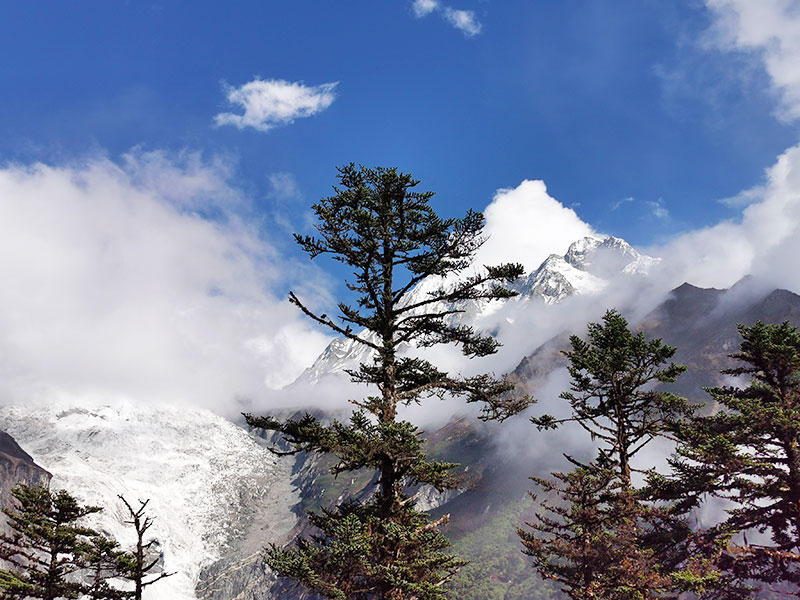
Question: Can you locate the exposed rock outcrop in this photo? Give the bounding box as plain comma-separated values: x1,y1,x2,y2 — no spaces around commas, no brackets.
0,430,51,510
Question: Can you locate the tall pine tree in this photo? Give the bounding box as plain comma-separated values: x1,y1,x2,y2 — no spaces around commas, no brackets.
245,164,528,600
521,310,691,600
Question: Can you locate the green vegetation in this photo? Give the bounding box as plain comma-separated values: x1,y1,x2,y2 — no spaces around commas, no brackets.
522,310,692,599
447,498,557,600
650,320,800,596
0,485,101,600
519,315,800,599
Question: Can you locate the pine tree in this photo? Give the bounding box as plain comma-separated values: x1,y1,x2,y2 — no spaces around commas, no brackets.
654,321,800,594
522,309,692,599
0,484,101,600
531,309,689,488
81,535,129,600
245,164,529,600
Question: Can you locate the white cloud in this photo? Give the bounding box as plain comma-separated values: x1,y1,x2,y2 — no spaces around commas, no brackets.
267,171,301,202
410,0,482,38
477,179,597,273
214,78,338,133
651,142,800,290
639,2,800,291
442,8,482,37
647,198,670,220
706,0,800,121
412,0,438,17
718,185,767,207
0,151,331,414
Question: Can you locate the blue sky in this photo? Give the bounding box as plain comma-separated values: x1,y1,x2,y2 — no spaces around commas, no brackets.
1,1,796,245
2,1,800,408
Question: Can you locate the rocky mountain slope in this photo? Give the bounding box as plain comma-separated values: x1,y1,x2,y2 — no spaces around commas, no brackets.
511,278,800,402
0,430,51,511
640,280,800,401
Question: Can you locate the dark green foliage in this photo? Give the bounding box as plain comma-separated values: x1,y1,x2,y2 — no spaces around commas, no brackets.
266,500,464,600
0,569,33,600
523,310,691,599
531,309,690,487
652,321,800,593
519,460,673,600
81,536,129,600
0,486,171,600
0,484,101,600
245,164,529,599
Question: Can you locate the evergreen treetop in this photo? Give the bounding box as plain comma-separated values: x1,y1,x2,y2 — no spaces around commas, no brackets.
0,485,101,600
531,309,689,486
522,309,692,600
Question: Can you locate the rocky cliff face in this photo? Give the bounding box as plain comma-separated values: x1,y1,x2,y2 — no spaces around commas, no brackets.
510,278,800,402
0,430,51,510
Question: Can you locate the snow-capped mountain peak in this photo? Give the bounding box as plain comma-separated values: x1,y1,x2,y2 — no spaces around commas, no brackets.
517,253,605,304
563,235,655,276
293,234,658,385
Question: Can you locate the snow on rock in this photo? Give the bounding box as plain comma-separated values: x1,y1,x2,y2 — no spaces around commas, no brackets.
519,253,606,304
298,335,375,384
563,235,605,270
0,400,290,600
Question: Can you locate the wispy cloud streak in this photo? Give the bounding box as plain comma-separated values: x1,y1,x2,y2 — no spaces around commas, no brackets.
410,0,482,37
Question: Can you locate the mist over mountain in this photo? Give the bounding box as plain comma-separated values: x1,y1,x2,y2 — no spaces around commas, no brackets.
4,259,799,599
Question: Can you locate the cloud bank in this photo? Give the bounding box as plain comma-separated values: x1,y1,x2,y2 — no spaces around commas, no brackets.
652,142,800,292
0,151,331,413
647,0,800,292
477,179,597,273
214,78,338,132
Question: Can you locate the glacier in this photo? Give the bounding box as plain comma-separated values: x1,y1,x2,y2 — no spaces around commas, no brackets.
0,400,298,600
